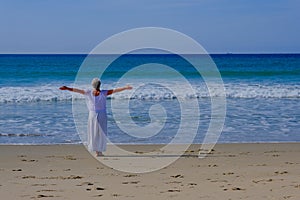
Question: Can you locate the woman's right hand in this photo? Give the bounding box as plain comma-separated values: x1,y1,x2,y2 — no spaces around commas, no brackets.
125,85,133,90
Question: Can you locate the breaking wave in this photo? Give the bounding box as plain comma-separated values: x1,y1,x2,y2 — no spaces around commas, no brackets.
0,83,299,103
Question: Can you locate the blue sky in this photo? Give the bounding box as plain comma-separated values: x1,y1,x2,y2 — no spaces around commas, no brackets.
0,0,299,53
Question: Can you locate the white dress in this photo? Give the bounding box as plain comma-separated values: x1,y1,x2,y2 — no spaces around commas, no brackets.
84,90,108,152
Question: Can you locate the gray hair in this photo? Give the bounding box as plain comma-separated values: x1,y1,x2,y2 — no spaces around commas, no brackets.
91,78,101,89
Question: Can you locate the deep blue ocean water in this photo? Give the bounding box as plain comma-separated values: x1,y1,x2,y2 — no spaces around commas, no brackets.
0,54,299,144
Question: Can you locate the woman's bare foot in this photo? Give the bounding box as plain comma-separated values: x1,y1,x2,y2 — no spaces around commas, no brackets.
96,151,104,157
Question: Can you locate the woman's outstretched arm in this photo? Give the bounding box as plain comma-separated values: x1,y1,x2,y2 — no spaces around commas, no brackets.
107,85,132,95
59,86,85,95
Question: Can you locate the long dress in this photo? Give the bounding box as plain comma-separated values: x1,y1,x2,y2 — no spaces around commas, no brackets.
84,90,108,152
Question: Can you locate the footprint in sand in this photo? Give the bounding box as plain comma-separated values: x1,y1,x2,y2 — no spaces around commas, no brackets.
12,169,22,172
227,154,236,157
95,187,105,190
32,184,47,186
256,164,267,166
76,182,94,186
222,172,234,175
86,186,105,191
37,194,55,198
165,181,182,184
232,187,245,191
275,171,288,175
208,164,218,167
210,179,228,183
22,159,38,162
285,162,294,165
252,179,273,184
134,151,144,154
22,175,36,179
123,174,138,177
239,152,250,155
96,167,105,170
293,184,300,189
122,181,140,184
170,174,184,178
187,183,197,188
78,182,105,192
36,189,58,192
20,156,37,162
223,187,245,191
93,194,103,197
45,155,55,158
199,148,214,152
64,155,77,160
23,175,82,180
167,189,181,192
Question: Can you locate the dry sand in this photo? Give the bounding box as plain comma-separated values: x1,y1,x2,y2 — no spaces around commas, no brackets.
0,143,299,200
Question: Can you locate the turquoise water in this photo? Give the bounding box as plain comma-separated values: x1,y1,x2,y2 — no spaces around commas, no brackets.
0,54,299,144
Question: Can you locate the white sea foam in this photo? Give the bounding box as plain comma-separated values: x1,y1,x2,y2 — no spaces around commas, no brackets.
0,85,81,103
224,84,300,99
0,83,299,103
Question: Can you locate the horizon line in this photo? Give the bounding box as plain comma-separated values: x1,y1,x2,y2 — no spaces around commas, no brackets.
0,51,300,55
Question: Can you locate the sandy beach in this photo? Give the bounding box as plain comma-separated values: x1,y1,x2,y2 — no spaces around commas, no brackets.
0,143,299,200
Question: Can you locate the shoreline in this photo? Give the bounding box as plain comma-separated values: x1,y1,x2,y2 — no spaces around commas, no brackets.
1,141,300,146
1,143,299,199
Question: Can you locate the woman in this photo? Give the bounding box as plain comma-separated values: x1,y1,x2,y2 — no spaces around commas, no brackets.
60,78,132,156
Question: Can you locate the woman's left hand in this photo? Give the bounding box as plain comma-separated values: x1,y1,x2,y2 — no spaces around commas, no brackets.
59,86,68,90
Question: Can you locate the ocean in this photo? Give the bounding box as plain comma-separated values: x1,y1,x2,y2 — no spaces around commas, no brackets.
0,54,299,144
